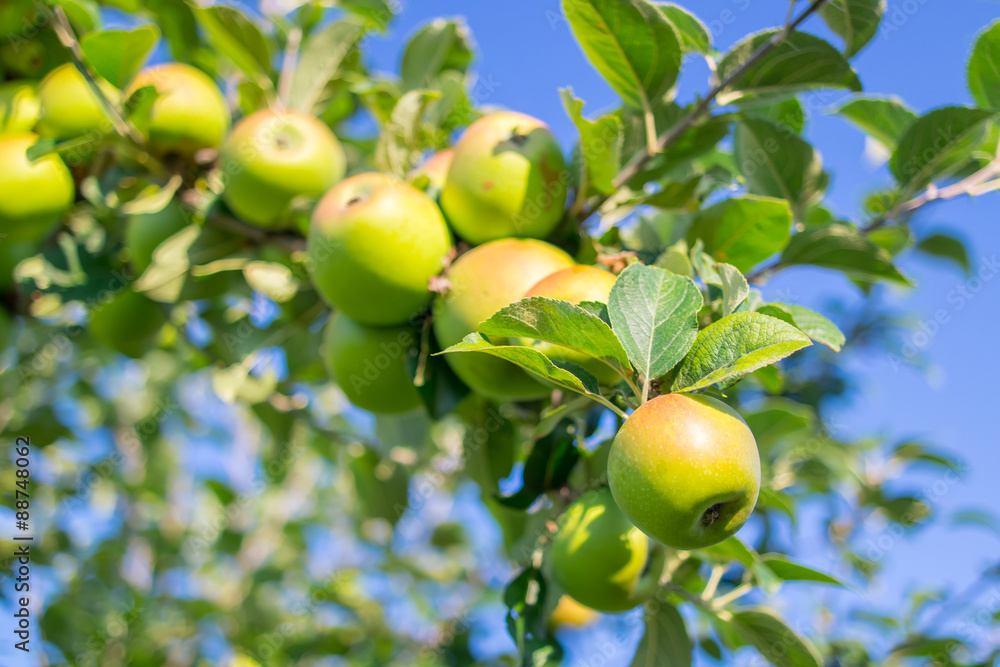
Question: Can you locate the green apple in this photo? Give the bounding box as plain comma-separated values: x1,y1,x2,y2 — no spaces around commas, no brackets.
36,63,119,142
124,201,191,274
407,148,453,199
308,172,452,326
0,81,41,133
522,264,620,385
126,63,230,157
432,238,574,401
220,109,345,229
321,313,422,414
88,288,165,358
0,132,75,243
550,488,654,613
441,111,568,244
608,393,761,550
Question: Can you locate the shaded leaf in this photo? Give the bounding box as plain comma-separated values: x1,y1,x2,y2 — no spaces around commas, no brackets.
734,117,826,213
716,263,748,316
562,88,622,195
289,20,366,113
820,0,886,58
731,608,823,667
835,96,917,150
657,3,710,54
761,555,848,587
630,602,692,667
688,196,792,272
778,223,911,284
916,233,971,273
968,20,1000,110
400,18,474,91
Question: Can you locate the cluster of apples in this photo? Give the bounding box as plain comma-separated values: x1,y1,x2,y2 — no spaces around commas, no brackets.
0,57,762,616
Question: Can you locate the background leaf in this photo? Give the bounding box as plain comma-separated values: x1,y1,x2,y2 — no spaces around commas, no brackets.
717,31,861,105
916,233,971,273
968,20,1000,110
80,26,160,88
734,117,827,215
289,20,365,112
731,609,824,667
630,602,692,667
716,263,749,316
778,223,911,284
657,3,710,55
400,18,474,91
562,88,622,195
688,196,792,272
819,0,886,58
194,5,273,86
835,96,918,150
562,0,682,111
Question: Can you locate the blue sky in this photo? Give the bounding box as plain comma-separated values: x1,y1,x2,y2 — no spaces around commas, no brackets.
360,0,1000,652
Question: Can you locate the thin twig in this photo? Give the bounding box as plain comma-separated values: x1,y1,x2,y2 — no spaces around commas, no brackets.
711,582,754,609
45,5,146,147
702,564,727,601
206,214,307,253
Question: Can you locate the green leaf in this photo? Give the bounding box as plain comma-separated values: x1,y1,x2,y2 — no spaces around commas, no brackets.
717,30,861,105
716,263,748,316
891,106,997,196
562,88,622,195
120,174,182,215
496,422,580,510
54,0,101,32
968,20,1000,110
703,536,782,595
756,303,845,352
688,196,792,272
778,223,911,284
641,176,701,210
243,261,300,303
400,18,474,91
629,602,692,667
671,312,811,392
835,96,918,151
748,98,806,134
374,89,443,177
916,233,971,273
289,20,366,113
819,0,886,58
608,262,702,383
657,3,710,54
734,117,826,213
193,5,273,87
731,608,824,667
562,0,682,111
479,296,634,383
762,555,848,587
80,26,160,88
437,333,607,403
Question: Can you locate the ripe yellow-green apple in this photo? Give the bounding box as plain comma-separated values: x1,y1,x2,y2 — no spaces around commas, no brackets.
441,111,568,244
36,63,119,141
608,394,761,550
550,488,654,613
308,172,452,326
124,201,191,274
126,63,230,157
547,595,598,630
88,289,164,358
522,264,620,385
220,109,345,228
0,132,74,243
432,238,573,401
321,313,422,414
0,81,41,133
407,148,453,198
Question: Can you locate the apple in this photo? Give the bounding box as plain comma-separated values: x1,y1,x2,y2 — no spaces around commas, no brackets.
441,111,568,244
407,148,453,198
126,63,230,157
0,81,41,133
547,595,598,630
125,201,191,274
220,109,346,228
550,487,654,613
36,63,119,142
522,264,620,385
308,172,452,326
321,312,422,414
0,132,75,243
608,393,761,550
88,288,165,358
0,32,65,78
432,238,574,401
